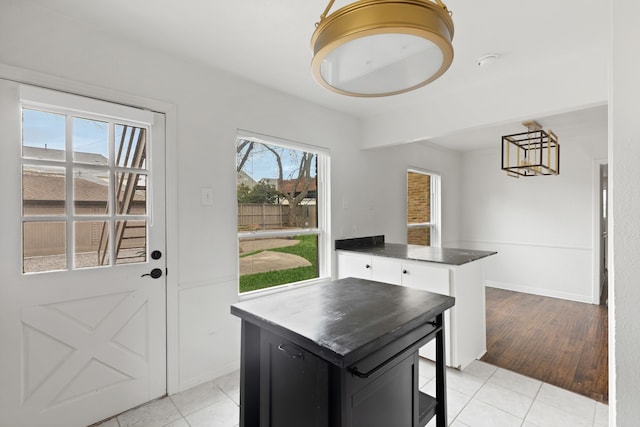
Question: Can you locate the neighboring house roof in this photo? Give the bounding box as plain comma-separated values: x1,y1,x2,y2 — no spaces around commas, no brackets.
23,146,109,165
23,173,108,202
23,172,145,203
22,149,150,203
278,178,317,194
237,170,258,188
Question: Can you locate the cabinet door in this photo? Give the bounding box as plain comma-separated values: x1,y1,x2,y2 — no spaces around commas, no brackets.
337,252,372,280
371,256,402,285
349,352,418,427
260,331,329,427
400,261,453,365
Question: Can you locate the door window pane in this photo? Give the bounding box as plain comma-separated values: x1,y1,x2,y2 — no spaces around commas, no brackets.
74,168,110,215
23,222,66,273
115,173,147,215
73,117,108,165
75,221,110,268
22,109,65,161
116,125,146,169
23,165,66,216
115,220,146,265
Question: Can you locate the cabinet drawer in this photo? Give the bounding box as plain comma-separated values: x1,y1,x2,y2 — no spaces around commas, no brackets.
348,321,437,381
401,261,450,295
337,252,372,280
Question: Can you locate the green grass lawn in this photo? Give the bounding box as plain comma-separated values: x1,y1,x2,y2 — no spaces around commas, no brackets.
239,234,318,293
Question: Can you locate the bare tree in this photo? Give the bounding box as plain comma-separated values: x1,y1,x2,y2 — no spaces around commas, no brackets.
237,140,316,228
236,139,255,173
262,145,315,227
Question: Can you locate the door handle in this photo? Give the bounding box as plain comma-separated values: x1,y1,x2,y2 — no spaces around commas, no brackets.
278,343,305,360
141,268,163,279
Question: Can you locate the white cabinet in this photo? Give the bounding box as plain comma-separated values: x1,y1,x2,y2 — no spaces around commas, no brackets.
336,251,374,280
336,251,402,284
400,260,452,364
336,251,486,370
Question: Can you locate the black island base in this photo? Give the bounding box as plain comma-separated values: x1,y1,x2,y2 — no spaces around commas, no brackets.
230,277,455,427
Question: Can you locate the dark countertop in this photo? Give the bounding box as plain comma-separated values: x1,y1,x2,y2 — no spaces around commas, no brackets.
335,236,496,266
231,277,454,367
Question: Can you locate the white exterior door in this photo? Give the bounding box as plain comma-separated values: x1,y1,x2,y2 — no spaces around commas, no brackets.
0,80,167,427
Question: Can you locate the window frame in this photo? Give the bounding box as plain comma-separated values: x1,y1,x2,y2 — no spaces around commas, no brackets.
407,168,441,247
236,130,331,296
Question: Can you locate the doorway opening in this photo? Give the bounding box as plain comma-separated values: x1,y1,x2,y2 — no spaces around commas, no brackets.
599,163,608,306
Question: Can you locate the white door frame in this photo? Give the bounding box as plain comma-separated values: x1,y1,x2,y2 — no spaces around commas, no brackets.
0,63,180,395
592,158,608,305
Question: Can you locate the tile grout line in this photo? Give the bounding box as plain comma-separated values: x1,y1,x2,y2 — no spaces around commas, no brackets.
166,396,188,427
448,364,498,425
519,379,543,427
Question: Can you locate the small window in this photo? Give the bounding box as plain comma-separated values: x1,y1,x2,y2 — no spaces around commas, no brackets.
407,169,441,247
236,132,330,294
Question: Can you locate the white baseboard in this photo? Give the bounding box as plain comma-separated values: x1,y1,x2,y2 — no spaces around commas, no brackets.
176,359,241,394
485,281,595,304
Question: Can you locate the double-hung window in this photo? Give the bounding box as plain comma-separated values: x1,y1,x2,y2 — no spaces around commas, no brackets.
236,131,330,294
407,169,441,247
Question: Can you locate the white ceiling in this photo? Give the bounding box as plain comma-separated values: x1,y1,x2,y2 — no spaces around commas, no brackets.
21,0,610,150
427,105,608,152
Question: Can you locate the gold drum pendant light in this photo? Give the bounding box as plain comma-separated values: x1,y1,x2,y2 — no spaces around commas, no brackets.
310,0,455,97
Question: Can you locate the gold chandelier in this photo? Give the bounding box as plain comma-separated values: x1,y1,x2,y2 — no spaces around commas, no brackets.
310,0,455,97
501,121,560,177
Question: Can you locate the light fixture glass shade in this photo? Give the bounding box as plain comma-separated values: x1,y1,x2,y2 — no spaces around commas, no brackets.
311,0,454,97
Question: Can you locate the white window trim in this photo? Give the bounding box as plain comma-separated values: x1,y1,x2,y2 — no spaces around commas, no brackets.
20,84,154,125
407,168,441,247
236,130,331,295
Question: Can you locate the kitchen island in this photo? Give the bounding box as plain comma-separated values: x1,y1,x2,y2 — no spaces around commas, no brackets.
336,236,496,369
231,278,455,427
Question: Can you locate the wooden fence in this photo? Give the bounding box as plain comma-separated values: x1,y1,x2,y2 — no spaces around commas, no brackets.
24,202,317,257
237,203,317,230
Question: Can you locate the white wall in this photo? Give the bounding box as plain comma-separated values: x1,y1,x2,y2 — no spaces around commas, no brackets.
328,140,463,275
362,142,462,247
0,0,462,395
458,130,606,303
610,0,640,424
6,1,640,425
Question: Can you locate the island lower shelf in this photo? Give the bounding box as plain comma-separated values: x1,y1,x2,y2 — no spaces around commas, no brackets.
419,392,438,426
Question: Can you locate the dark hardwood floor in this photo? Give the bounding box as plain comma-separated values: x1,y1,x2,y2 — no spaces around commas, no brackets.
480,287,608,403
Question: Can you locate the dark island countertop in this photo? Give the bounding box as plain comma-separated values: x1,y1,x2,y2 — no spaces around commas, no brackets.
335,236,496,266
230,277,454,368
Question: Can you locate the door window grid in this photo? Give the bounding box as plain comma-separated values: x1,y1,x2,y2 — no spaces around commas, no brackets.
21,105,150,273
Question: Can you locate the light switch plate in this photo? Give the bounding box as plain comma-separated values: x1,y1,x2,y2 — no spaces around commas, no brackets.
201,187,213,206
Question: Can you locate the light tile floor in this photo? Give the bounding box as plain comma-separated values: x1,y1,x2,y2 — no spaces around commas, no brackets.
95,359,608,427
